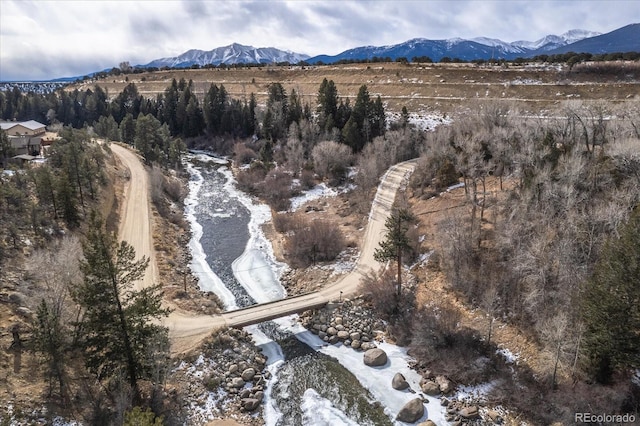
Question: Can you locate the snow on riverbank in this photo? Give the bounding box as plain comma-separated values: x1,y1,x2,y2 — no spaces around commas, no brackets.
273,316,448,426
301,389,361,426
245,325,286,426
184,155,238,309
185,154,447,425
219,165,288,304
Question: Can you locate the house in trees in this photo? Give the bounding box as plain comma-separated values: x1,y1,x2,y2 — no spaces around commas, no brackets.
0,120,46,156
39,131,61,156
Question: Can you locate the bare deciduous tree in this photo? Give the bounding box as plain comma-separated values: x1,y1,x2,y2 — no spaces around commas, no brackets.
311,140,352,185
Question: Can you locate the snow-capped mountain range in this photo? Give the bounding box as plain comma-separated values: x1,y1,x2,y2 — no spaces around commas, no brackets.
140,25,638,69
143,43,310,68
307,26,640,64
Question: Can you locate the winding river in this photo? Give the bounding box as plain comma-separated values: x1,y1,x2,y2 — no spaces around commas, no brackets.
185,153,446,425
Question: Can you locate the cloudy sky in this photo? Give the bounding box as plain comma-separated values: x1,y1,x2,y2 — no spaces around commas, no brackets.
1,0,638,81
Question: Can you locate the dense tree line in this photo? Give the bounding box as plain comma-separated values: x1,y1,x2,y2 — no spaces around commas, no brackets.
0,129,106,263
0,76,393,167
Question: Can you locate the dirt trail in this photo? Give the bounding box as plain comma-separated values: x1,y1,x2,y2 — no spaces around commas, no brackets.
111,144,223,354
110,143,414,354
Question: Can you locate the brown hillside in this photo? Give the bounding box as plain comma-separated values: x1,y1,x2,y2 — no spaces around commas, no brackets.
71,62,640,115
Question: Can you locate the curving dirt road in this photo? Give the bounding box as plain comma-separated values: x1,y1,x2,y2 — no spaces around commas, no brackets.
110,143,415,353
111,144,224,353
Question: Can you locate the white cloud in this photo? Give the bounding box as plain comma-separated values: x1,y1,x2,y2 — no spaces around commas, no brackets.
0,0,637,80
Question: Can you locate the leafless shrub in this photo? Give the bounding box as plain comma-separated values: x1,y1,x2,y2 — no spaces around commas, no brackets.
256,169,297,211
150,165,166,212
312,140,353,186
235,162,267,194
359,268,416,344
272,212,295,233
25,235,82,321
150,166,187,225
359,269,398,319
284,216,345,267
233,142,257,166
299,169,315,190
163,174,187,204
285,127,306,175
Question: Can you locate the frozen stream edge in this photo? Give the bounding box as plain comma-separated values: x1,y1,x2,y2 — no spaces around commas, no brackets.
186,154,448,425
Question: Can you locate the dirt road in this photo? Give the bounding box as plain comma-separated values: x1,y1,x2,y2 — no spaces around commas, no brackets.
110,143,414,353
111,144,224,353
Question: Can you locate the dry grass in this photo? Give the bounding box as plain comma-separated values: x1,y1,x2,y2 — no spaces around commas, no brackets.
71,62,640,116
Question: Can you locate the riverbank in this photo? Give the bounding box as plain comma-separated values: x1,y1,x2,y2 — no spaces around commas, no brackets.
169,153,516,425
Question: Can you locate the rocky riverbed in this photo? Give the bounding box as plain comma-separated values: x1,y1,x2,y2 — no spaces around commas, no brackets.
172,328,270,425
298,298,503,425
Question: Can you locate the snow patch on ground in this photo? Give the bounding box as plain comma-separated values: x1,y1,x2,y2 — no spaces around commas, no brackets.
509,78,544,85
317,247,358,276
386,111,452,131
454,380,500,403
446,182,465,192
172,354,230,423
496,347,520,364
51,419,81,426
290,183,338,212
410,250,433,270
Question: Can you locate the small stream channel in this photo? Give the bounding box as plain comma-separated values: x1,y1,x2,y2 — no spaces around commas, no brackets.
186,154,445,426
185,153,435,425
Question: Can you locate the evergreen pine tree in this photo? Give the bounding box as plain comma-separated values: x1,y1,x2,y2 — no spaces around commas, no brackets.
582,208,640,383
33,300,67,398
73,214,170,403
374,208,416,297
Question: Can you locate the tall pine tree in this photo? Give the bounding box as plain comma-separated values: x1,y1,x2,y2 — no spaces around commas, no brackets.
73,214,170,402
374,208,416,297
582,208,640,383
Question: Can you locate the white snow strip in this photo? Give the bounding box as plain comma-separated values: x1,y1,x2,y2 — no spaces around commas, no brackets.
289,183,338,212
454,380,500,403
270,316,448,426
496,348,519,364
446,182,465,192
301,389,361,426
184,156,238,310
246,324,286,426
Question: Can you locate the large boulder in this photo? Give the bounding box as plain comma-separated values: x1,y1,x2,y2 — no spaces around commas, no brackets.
231,377,245,388
363,348,388,367
241,367,256,382
361,342,376,351
418,421,437,426
435,375,453,394
337,330,350,339
459,405,479,419
241,398,260,411
396,398,425,423
392,372,410,390
421,381,440,396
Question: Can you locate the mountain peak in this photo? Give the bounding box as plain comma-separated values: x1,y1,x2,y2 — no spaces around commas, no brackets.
142,44,310,68
560,29,602,43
